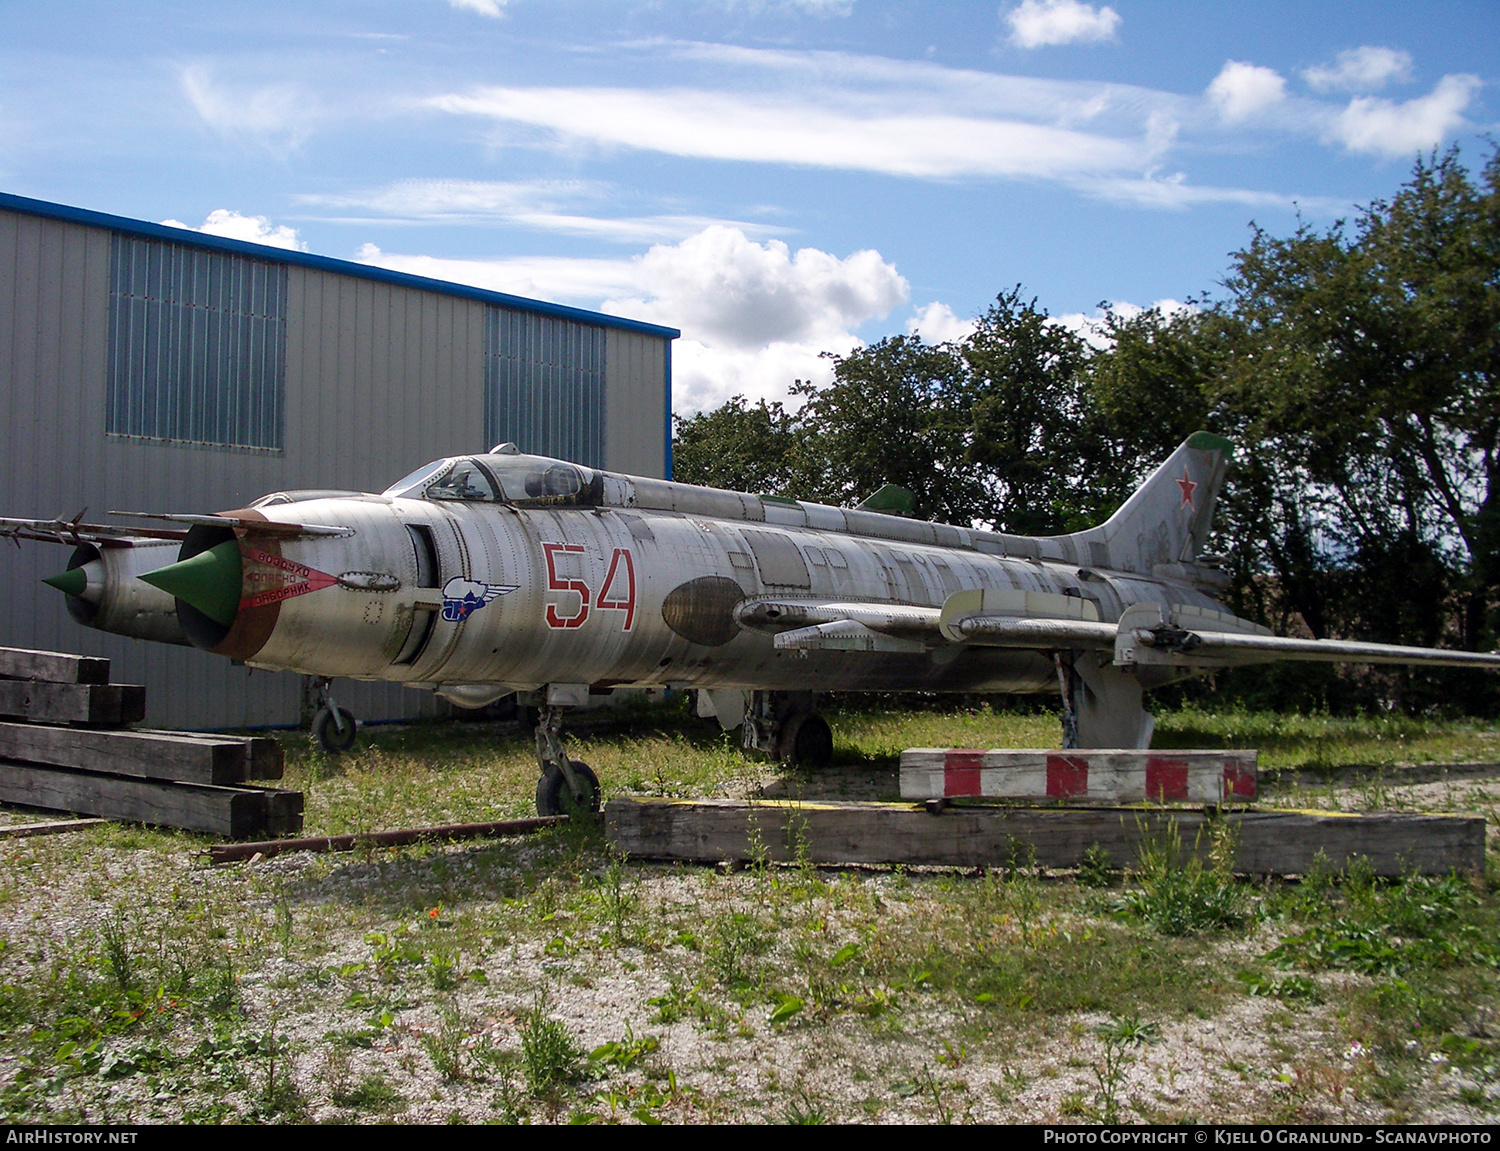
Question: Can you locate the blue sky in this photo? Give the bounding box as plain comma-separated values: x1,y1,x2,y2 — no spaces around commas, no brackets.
2,1,1495,411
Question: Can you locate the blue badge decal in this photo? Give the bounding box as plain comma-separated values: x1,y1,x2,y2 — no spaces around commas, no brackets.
441,576,517,622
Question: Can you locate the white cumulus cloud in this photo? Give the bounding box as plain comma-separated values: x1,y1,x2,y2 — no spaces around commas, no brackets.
160,209,306,251
606,225,907,350
356,227,905,412
1330,74,1480,159
906,302,976,344
1006,0,1120,49
1058,299,1193,349
1207,61,1287,121
1304,47,1413,94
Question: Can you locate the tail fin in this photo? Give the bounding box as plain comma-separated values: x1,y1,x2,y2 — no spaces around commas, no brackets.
1066,431,1233,577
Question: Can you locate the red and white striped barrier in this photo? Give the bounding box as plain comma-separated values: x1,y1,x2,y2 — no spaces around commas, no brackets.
900,749,1257,804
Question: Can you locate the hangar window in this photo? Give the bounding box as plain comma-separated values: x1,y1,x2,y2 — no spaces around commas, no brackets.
484,308,606,468
106,234,288,452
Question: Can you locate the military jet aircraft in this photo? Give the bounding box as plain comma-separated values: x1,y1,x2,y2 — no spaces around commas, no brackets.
6,432,1498,816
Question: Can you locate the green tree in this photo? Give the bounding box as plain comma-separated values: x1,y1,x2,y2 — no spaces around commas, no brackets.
1222,148,1500,654
671,395,808,497
796,334,982,522
963,288,1126,533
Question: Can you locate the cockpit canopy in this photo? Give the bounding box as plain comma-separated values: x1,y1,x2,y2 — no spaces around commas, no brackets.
382,452,601,508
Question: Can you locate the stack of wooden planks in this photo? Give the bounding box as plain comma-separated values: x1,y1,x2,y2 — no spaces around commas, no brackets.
0,647,302,838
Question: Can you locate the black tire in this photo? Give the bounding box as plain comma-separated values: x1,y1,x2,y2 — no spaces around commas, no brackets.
312,705,358,753
535,760,601,817
780,712,833,769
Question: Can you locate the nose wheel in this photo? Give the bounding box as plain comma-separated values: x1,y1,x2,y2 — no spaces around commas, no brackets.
532,704,601,817
536,760,600,817
309,677,358,754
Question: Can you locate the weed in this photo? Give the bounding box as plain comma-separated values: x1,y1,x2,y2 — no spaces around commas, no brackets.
769,994,804,1025
271,880,294,955
783,1088,827,1124
1117,817,1246,935
428,948,460,991
919,1066,954,1124
1237,970,1324,1004
935,1038,966,1068
589,1024,660,1070
251,1020,304,1120
97,911,133,994
367,926,425,979
519,998,584,1096
1077,843,1118,889
331,1073,404,1112
705,910,769,988
598,860,636,947
1091,1013,1157,1123
490,1069,529,1124
422,1002,471,1081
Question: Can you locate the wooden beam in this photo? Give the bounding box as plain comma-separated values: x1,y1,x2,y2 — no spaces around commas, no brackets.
207,815,566,864
0,682,145,726
0,647,110,685
245,737,284,780
0,818,108,840
604,797,1485,878
0,722,261,785
0,757,291,838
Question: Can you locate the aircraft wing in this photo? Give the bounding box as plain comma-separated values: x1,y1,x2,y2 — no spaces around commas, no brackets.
108,511,353,538
736,590,1500,669
0,514,187,548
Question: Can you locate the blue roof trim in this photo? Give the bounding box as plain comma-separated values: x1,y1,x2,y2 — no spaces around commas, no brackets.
0,191,681,341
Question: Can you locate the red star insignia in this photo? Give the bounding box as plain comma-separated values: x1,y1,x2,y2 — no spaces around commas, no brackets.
1177,466,1197,508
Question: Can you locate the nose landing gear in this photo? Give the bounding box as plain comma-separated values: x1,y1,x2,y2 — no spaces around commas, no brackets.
309,676,358,754
532,704,600,817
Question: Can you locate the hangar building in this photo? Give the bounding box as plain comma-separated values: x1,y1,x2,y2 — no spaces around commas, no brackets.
0,192,678,729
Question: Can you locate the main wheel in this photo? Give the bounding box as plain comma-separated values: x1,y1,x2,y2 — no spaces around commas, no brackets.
779,713,833,769
535,760,601,817
311,705,358,753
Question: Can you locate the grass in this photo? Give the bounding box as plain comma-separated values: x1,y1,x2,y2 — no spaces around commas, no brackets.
0,697,1493,1122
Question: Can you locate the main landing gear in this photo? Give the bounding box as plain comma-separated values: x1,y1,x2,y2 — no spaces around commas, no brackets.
741,690,834,770
532,705,601,818
309,676,359,754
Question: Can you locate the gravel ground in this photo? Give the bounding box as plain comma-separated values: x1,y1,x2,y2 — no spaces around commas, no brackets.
0,748,1495,1124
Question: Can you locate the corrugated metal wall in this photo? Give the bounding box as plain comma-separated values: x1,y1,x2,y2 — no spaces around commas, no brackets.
484,308,607,467
0,206,670,730
604,328,669,477
107,235,288,451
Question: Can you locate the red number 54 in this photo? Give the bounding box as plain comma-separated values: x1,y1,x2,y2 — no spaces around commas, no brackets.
543,544,635,631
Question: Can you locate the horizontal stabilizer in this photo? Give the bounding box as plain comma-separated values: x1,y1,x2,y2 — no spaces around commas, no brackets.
1135,628,1500,669
1115,601,1500,669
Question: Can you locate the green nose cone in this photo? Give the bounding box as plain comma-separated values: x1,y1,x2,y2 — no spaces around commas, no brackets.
140,541,243,627
43,568,88,597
